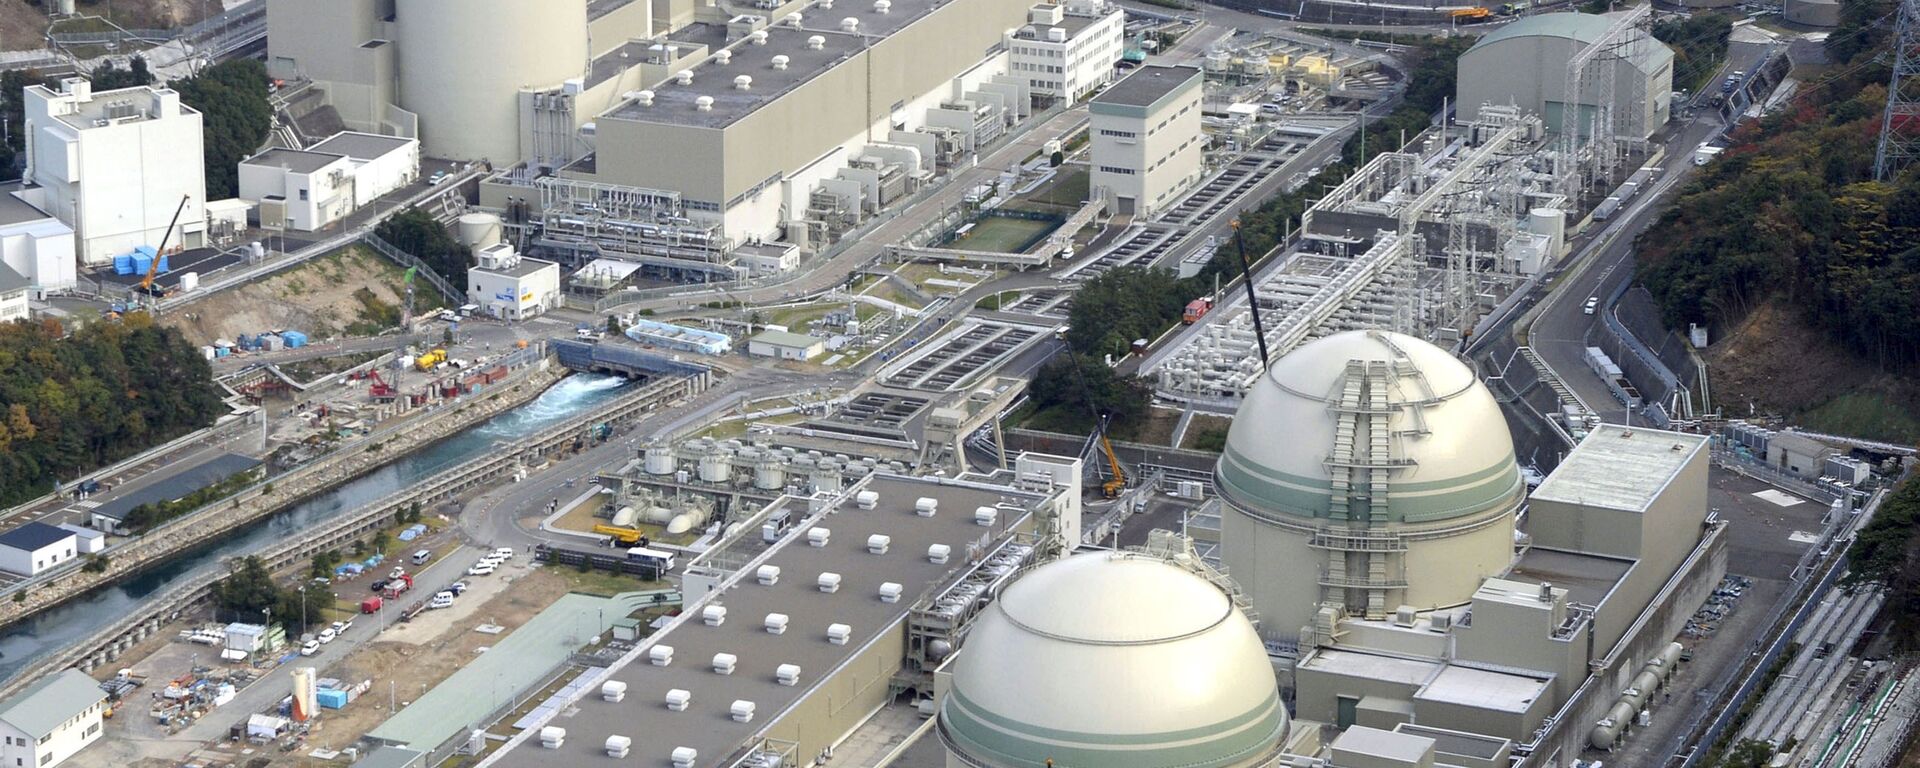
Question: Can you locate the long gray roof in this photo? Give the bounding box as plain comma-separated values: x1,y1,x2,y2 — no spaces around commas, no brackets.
0,669,105,737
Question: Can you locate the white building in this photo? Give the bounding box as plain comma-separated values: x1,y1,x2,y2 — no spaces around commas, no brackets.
1008,0,1126,102
0,523,78,577
746,329,825,360
0,670,107,768
0,187,77,297
238,132,420,232
0,265,29,323
1455,13,1674,141
466,243,561,321
21,78,207,266
1089,65,1204,217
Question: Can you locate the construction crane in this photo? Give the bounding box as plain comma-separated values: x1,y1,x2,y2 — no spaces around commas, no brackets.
1095,415,1127,499
136,195,192,298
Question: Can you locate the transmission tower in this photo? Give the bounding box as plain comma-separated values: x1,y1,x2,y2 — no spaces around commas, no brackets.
1875,0,1920,181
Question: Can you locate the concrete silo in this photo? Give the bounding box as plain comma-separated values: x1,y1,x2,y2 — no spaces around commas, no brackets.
394,0,588,162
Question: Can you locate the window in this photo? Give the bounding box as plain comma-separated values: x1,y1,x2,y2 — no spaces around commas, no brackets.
1098,129,1135,138
298,188,309,201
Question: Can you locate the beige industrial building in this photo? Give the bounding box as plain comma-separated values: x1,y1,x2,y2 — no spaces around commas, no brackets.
1090,65,1204,216
1455,13,1674,141
465,243,561,321
470,454,1084,768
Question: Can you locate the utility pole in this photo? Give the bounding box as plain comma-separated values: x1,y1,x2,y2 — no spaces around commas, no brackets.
1875,0,1920,180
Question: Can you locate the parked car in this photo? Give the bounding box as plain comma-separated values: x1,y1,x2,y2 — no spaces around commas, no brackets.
491,547,515,561
467,562,497,577
370,579,390,593
448,581,469,596
300,639,320,656
1582,297,1599,315
332,619,353,634
317,627,337,644
429,591,456,609
388,566,407,580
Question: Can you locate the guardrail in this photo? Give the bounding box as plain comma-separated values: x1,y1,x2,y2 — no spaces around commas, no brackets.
364,233,464,304
0,367,706,696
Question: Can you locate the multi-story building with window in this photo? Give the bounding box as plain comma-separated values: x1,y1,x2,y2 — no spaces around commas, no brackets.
1088,64,1203,217
1007,0,1125,102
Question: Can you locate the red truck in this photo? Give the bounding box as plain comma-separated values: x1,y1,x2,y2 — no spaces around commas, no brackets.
381,574,414,598
360,596,384,614
1183,298,1214,324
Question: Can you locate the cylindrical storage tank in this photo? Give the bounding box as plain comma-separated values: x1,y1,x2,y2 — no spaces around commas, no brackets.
753,459,785,490
1632,670,1662,698
644,446,676,475
1591,701,1638,749
1659,642,1685,670
394,0,588,162
1620,685,1649,711
1529,208,1565,243
456,213,504,249
698,453,731,483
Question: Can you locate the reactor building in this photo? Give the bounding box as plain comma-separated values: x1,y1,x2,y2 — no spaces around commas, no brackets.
1454,13,1674,141
939,550,1290,768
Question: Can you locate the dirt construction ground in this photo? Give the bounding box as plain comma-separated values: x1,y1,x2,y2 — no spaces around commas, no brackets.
163,246,425,347
3,0,218,51
1706,299,1920,441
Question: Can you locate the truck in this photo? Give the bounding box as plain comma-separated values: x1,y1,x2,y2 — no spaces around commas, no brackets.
415,349,447,371
381,574,414,598
360,596,383,614
1693,145,1724,167
1183,298,1214,324
593,523,648,546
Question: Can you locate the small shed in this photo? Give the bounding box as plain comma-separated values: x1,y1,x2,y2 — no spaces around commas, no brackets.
746,330,825,361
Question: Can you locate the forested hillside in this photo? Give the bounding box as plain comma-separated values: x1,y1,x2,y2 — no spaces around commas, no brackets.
0,316,227,506
1635,0,1920,436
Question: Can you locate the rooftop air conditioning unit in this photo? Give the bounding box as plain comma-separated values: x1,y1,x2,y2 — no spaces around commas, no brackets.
855,490,879,509
703,605,727,626
712,653,738,675
750,29,769,44
676,69,695,84
734,75,753,90
840,16,859,31
928,544,951,564
1393,606,1417,627
808,527,830,547
874,0,890,12
827,623,852,645
756,564,781,584
765,613,789,634
539,727,565,748
601,681,627,702
672,748,698,768
1430,612,1454,631
1047,27,1068,42
650,645,675,666
879,582,903,603
731,700,756,723
695,95,715,111
788,12,805,25
974,506,997,526
665,689,692,710
915,497,937,517
634,90,655,106
805,35,825,50
715,49,733,65
818,572,842,593
605,736,631,758
776,664,801,686
867,534,890,554
771,54,792,69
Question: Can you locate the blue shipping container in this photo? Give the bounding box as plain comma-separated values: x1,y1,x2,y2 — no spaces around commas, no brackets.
156,255,170,274
131,254,152,275
316,689,349,709
113,255,136,275
213,347,230,358
282,330,308,348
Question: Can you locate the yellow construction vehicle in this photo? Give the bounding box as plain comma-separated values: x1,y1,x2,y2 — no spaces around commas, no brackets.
593,523,646,545
1099,427,1127,499
415,348,447,371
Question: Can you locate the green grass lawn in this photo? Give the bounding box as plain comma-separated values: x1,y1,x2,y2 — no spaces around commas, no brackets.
951,216,1060,254
1798,392,1920,444
1021,168,1091,208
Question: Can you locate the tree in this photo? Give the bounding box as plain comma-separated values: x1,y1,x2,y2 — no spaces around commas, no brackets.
442,327,454,347
371,530,391,555
376,208,473,284
171,59,273,199
606,315,624,336
90,56,154,90
0,69,55,181
1718,739,1775,768
1027,354,1153,437
212,556,281,620
82,555,109,574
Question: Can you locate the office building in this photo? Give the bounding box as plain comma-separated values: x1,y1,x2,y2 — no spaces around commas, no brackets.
1089,65,1203,216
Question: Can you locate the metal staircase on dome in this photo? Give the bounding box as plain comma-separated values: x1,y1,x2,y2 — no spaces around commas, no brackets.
1317,348,1427,620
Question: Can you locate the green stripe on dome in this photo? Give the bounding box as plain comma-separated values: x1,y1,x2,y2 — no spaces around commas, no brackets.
1216,443,1522,523
941,687,1287,768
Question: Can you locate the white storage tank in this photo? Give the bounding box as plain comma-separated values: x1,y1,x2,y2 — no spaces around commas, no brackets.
698,452,731,483
394,0,587,161
753,459,785,490
456,212,504,249
610,506,639,527
665,689,691,710
650,645,674,666
644,446,677,475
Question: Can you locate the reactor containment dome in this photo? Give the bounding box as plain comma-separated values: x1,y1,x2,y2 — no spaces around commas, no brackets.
939,551,1288,768
1216,330,1523,642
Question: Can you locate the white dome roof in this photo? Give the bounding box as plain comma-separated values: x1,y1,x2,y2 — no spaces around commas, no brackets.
941,553,1287,768
1216,330,1522,525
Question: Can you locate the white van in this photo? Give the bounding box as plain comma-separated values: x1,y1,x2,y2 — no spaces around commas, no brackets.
429,591,456,609
411,549,432,565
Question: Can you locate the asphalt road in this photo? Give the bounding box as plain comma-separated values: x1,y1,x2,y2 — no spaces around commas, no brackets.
1523,112,1727,425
